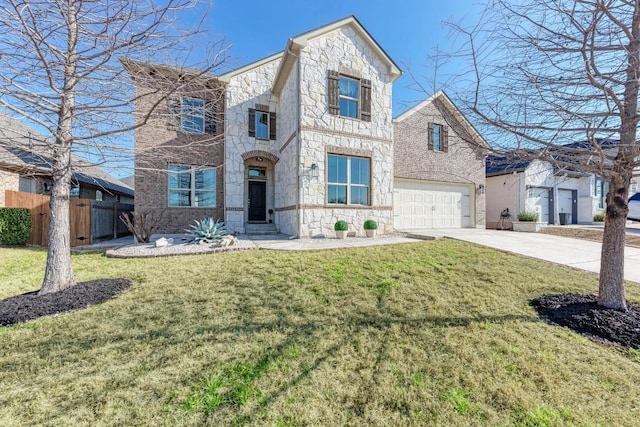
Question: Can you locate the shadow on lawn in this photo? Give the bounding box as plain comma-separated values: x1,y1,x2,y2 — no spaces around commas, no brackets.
174,279,537,425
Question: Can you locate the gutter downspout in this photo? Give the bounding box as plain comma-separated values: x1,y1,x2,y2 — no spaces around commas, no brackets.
295,49,302,238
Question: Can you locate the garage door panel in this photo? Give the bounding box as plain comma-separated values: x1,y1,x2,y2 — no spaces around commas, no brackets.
394,180,472,229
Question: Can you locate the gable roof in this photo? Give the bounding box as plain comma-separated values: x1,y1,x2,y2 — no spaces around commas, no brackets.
394,90,490,150
0,113,134,197
270,15,402,96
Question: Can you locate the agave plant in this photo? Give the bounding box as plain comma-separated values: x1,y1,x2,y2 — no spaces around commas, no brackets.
186,218,228,244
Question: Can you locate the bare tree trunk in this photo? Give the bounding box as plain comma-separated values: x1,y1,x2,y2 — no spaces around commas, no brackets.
40,151,76,295
598,175,630,310
39,0,78,295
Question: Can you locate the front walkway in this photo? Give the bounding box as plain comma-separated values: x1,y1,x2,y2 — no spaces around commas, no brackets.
404,228,640,284
247,233,421,250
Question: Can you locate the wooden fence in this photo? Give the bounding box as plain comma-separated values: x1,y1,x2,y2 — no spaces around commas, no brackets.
4,190,133,247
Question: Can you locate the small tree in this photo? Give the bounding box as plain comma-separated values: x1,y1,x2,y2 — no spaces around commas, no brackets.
447,0,640,310
0,1,227,294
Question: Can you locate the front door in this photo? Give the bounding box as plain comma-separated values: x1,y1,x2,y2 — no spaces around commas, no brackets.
248,181,266,222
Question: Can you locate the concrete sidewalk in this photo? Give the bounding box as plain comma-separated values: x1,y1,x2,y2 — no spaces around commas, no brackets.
405,228,640,284
247,233,421,250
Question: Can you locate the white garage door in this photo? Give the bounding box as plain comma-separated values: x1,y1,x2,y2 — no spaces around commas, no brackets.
529,187,550,224
394,180,472,229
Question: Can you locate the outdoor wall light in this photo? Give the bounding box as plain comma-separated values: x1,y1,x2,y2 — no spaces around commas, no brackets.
311,163,319,178
43,181,52,192
477,183,485,195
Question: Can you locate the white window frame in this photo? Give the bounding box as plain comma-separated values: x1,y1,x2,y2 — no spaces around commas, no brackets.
181,97,205,134
339,76,360,119
327,154,370,206
168,164,217,208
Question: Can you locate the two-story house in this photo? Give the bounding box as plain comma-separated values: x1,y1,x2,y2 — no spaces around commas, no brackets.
126,16,487,237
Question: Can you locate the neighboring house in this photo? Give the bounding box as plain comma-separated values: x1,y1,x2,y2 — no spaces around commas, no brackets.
393,91,488,229
485,144,640,227
126,16,486,237
0,113,134,207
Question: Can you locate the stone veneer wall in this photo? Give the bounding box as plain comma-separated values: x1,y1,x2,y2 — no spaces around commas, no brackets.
274,59,301,236
0,169,19,206
394,98,486,227
133,85,225,234
294,27,395,237
225,58,283,233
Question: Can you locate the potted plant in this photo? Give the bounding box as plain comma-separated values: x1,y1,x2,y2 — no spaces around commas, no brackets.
334,220,348,239
268,209,274,224
363,219,378,237
512,211,545,232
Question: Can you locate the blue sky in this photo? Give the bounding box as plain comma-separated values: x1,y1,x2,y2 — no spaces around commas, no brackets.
201,0,485,116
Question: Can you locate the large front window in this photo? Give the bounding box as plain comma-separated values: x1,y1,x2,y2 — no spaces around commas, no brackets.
327,155,370,205
339,76,359,119
168,164,216,207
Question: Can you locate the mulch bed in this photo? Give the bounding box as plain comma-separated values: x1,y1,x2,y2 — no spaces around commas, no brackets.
0,278,132,327
532,293,640,349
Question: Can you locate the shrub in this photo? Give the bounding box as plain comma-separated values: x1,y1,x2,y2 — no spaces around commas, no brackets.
363,219,378,230
187,218,228,244
120,210,163,243
334,220,348,231
593,213,605,222
0,207,32,245
517,211,539,222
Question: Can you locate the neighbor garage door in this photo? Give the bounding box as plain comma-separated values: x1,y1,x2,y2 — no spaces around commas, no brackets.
394,180,472,229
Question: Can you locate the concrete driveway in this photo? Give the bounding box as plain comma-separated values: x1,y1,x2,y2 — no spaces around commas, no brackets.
404,228,640,284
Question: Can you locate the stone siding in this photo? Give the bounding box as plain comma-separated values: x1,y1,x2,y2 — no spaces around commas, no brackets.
0,169,19,206
132,83,225,234
394,98,486,227
294,27,395,237
225,58,282,233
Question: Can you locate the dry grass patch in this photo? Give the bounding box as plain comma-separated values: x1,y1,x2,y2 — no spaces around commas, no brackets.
1,241,640,426
540,226,640,248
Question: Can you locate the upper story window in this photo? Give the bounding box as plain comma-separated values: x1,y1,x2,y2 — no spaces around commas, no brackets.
181,97,205,133
339,76,359,119
248,105,276,140
327,154,370,206
328,70,371,122
167,96,216,134
168,164,216,208
428,123,449,152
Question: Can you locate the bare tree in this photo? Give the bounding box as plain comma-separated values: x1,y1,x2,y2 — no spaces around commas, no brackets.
0,0,227,294
446,0,640,310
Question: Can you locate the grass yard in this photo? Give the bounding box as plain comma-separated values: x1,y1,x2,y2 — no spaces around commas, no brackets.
1,240,640,426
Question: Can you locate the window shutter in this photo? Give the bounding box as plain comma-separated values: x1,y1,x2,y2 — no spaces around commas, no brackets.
328,70,340,115
248,108,256,137
204,100,216,134
269,112,277,140
427,123,434,151
442,126,449,152
360,78,372,122
166,96,181,131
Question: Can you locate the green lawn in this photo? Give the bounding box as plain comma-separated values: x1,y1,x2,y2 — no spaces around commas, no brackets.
1,240,639,426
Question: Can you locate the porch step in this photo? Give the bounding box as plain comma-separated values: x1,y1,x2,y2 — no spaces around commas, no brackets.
245,223,278,235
